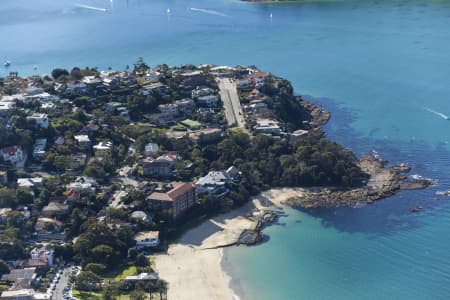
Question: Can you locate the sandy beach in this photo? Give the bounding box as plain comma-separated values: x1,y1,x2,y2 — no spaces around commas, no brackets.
152,188,303,300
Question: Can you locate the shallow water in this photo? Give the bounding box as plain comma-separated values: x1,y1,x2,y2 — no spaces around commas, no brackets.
2,0,450,298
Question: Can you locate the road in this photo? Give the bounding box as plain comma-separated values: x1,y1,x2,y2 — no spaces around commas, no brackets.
217,78,247,133
52,267,71,300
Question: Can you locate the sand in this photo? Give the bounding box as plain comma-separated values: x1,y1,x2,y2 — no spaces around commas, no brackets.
152,188,304,300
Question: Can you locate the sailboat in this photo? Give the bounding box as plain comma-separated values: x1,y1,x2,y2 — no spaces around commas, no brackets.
269,13,273,19
167,8,171,15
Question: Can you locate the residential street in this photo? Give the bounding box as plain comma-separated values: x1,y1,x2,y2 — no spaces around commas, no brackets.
217,78,247,133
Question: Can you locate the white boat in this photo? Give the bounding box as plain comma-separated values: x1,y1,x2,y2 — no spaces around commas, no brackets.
4,60,11,67
167,8,171,15
269,13,273,19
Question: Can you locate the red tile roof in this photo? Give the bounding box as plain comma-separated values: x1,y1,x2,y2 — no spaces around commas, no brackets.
168,182,193,200
147,182,193,202
1,145,21,155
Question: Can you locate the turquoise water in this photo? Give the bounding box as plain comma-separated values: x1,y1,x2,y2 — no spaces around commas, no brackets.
2,0,450,298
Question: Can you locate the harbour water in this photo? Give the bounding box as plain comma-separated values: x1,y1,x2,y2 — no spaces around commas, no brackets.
2,0,450,298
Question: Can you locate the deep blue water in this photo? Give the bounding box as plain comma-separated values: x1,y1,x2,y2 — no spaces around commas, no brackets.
2,0,450,299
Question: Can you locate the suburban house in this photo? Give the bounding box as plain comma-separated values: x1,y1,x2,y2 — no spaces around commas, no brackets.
130,211,150,222
22,246,54,273
0,170,7,185
158,103,179,116
124,273,158,282
140,156,174,178
191,87,215,99
195,171,230,196
0,208,12,223
29,246,54,267
74,135,91,148
196,95,220,107
148,112,175,126
140,82,169,96
34,217,65,241
93,141,113,158
248,71,269,86
0,289,35,300
0,146,24,166
134,231,160,249
1,267,37,290
54,136,65,146
26,113,49,129
253,118,283,136
144,143,159,157
188,128,223,144
40,102,56,112
174,99,195,114
68,153,87,170
17,177,43,190
147,182,196,221
66,176,97,193
195,167,239,197
41,201,69,218
32,139,47,161
0,101,15,116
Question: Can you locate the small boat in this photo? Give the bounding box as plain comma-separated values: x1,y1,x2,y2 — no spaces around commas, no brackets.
409,206,423,213
269,13,273,19
167,8,171,15
4,60,11,67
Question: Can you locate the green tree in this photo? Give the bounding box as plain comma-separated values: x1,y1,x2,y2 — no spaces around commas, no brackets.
84,263,106,275
75,271,102,291
130,290,146,300
0,188,16,208
0,260,10,277
70,67,84,80
51,68,69,80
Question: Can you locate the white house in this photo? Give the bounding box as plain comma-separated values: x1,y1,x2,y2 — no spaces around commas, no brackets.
158,103,179,116
66,176,97,193
175,98,195,114
17,177,43,190
0,101,15,116
74,135,91,148
93,141,113,158
196,171,230,196
144,143,159,157
30,246,55,267
0,145,24,166
135,231,160,249
253,118,283,136
32,139,47,161
26,113,49,129
196,95,220,107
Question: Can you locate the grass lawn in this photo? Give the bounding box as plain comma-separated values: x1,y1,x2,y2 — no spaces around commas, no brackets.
180,119,202,129
72,290,102,300
113,265,137,282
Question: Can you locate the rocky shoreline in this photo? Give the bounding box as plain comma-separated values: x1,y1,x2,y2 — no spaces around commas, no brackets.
298,96,331,128
285,155,433,209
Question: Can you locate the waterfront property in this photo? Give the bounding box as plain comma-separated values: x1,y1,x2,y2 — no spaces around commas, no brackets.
135,231,160,249
147,182,196,221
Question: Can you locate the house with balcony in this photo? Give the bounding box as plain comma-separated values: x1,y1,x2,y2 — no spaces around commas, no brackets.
26,113,49,129
147,182,196,221
32,139,47,161
135,231,160,249
0,146,24,166
93,141,113,158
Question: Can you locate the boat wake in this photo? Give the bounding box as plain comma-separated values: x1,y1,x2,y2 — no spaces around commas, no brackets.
75,4,108,12
189,7,229,18
424,107,449,120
